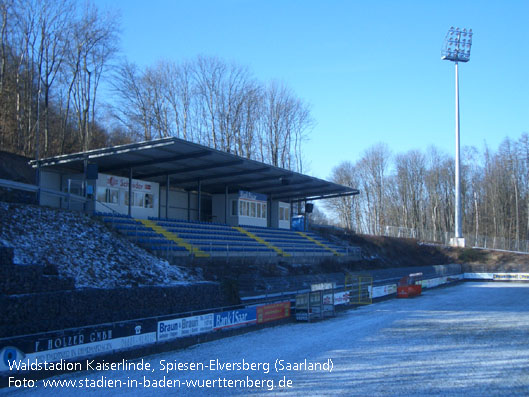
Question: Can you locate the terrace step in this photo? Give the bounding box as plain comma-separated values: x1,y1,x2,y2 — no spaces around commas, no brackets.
296,231,342,256
233,226,289,257
138,219,210,257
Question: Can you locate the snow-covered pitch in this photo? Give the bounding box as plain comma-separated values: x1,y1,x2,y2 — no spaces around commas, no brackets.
3,282,529,396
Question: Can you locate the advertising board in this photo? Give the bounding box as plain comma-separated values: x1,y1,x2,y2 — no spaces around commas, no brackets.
323,291,350,306
463,273,493,280
257,302,291,323
493,273,529,281
1,319,158,371
239,190,267,202
370,284,397,299
157,314,214,342
311,282,334,292
213,308,257,331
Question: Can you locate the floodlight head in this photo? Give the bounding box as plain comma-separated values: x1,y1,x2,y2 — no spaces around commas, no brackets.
441,27,473,62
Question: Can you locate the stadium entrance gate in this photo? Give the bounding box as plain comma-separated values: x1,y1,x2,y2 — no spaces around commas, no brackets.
345,274,373,305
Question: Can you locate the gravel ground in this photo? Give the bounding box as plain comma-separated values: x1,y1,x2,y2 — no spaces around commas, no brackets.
2,282,529,396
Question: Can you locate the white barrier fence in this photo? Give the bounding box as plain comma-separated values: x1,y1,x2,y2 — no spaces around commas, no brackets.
464,272,529,281
324,271,529,304
320,274,464,304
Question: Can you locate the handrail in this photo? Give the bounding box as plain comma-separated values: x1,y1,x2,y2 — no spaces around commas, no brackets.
0,177,87,202
0,178,37,192
95,199,122,216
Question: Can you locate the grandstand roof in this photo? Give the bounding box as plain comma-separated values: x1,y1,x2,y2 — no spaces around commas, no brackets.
31,137,359,202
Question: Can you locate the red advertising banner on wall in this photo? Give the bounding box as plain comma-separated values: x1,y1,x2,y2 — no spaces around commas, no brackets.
257,302,291,324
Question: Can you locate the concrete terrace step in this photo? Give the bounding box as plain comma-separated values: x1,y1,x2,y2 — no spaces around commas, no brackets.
138,219,210,258
233,226,289,257
296,231,342,256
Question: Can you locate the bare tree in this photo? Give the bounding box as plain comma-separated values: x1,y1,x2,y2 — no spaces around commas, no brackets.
326,161,360,230
1,0,120,155
0,0,14,149
37,0,74,156
0,0,12,95
193,55,225,149
258,81,312,170
393,150,426,233
67,2,118,151
159,59,194,140
111,61,153,140
235,80,261,159
110,56,311,172
357,143,391,234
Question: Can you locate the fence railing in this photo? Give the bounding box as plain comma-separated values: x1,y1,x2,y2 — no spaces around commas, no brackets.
382,225,529,253
0,177,88,209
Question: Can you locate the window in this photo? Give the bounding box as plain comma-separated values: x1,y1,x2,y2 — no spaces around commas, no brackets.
124,191,150,208
96,187,119,205
145,193,154,208
279,206,290,221
110,190,119,204
134,192,144,207
238,199,266,219
96,187,106,203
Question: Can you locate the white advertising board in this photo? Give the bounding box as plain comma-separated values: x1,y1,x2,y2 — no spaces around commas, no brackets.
464,273,494,280
157,314,214,341
332,291,350,305
311,282,335,292
492,273,529,281
370,284,397,299
463,272,529,281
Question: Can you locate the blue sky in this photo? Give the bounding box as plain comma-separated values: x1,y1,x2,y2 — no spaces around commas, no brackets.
96,0,529,179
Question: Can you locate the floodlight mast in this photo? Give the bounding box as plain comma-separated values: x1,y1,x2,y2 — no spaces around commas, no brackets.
442,27,473,247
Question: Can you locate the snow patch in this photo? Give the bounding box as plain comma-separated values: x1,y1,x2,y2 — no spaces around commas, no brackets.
0,202,199,288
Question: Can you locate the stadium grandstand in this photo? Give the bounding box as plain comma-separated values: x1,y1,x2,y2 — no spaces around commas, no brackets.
29,137,360,258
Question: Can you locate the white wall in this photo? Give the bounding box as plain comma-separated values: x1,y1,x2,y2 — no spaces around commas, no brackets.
239,215,267,227
278,201,291,229
270,201,291,229
159,187,199,221
39,171,61,208
212,193,236,225
95,173,159,219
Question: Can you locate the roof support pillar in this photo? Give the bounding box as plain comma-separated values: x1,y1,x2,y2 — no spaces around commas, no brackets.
187,191,191,221
225,185,229,224
128,168,132,217
165,174,170,220
289,199,293,230
304,199,307,231
267,194,272,228
197,179,201,222
157,183,161,219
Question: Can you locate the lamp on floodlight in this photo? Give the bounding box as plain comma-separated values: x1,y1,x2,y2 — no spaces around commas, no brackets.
442,27,473,248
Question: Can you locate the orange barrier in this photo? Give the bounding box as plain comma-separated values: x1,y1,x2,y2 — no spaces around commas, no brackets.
397,272,423,298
